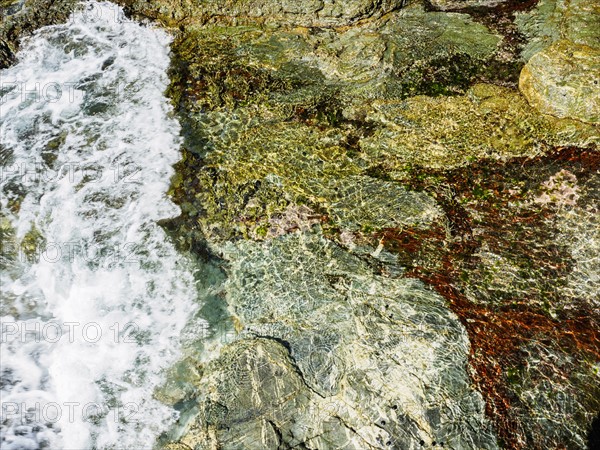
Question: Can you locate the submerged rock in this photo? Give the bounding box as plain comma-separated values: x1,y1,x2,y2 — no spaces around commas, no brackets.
359,147,600,449
153,1,599,446
358,83,598,170
118,0,406,27
173,231,498,449
519,40,600,124
516,0,600,123
516,0,600,61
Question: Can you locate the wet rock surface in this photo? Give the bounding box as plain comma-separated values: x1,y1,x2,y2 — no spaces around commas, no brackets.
519,40,600,124
3,0,599,449
172,232,498,449
146,0,599,447
117,0,406,27
516,0,600,123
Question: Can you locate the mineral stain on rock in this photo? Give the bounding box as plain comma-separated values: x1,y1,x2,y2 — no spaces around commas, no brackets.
363,146,600,449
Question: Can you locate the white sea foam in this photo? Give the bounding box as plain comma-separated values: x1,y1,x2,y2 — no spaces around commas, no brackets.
0,2,199,448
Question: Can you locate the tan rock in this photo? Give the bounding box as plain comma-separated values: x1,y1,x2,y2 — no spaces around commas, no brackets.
116,0,405,27
520,39,600,124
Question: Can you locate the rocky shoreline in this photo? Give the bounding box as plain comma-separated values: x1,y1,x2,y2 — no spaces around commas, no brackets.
2,0,598,448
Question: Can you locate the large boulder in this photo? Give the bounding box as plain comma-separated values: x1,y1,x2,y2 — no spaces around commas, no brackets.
519,40,600,125
168,232,499,449
517,0,600,124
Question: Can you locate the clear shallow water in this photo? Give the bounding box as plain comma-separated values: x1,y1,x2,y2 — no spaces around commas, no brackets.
0,2,199,448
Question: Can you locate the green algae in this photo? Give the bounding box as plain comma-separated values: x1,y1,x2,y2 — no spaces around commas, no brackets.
0,213,16,268
167,4,506,113
359,83,598,171
19,223,44,260
118,0,406,28
169,80,596,244
516,0,600,61
167,14,596,244
172,108,440,242
165,10,597,244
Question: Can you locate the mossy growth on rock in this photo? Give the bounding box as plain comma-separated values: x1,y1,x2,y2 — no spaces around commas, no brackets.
358,83,599,170
167,78,597,244
165,4,510,112
169,106,441,242
0,213,17,269
516,0,600,61
117,0,406,28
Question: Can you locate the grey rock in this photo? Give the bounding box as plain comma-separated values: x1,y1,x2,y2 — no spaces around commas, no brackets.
171,231,499,449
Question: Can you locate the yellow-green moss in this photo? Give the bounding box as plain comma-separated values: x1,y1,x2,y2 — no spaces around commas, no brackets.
358,84,599,172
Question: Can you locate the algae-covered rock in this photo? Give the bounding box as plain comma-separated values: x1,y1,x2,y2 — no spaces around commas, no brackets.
515,0,600,123
355,147,600,449
166,11,596,243
428,0,508,11
0,0,78,68
118,0,405,27
309,5,502,91
171,105,442,242
519,40,600,125
516,0,600,61
358,83,598,170
167,4,504,107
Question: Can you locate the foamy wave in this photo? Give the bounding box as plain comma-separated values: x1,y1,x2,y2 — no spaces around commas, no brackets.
0,2,199,448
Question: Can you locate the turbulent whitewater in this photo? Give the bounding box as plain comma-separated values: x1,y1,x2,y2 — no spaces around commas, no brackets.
0,2,199,448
